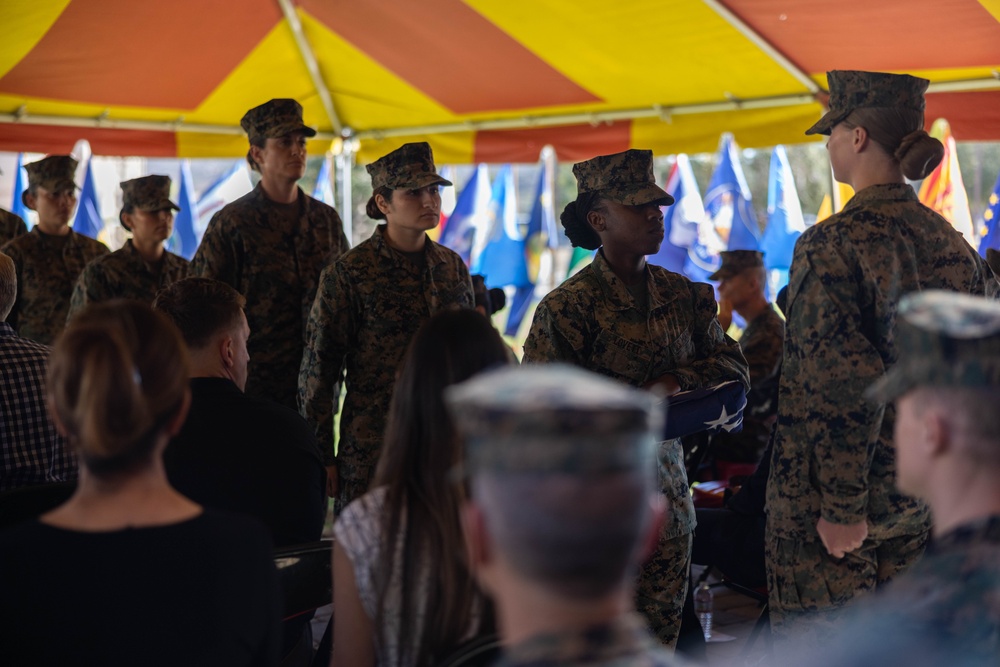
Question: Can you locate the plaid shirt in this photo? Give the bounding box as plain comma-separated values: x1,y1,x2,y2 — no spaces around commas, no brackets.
0,322,77,491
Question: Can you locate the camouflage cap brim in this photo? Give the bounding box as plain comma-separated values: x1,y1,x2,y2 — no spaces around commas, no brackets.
266,122,318,139
137,198,181,212
396,172,453,190
805,108,849,136
707,267,736,282
864,367,913,403
607,182,675,207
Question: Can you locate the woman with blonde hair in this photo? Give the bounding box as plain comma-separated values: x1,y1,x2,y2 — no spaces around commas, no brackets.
0,300,280,666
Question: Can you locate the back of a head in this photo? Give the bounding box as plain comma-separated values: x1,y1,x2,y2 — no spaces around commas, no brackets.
0,252,14,322
153,277,246,350
447,364,660,600
845,106,944,180
377,308,511,486
48,300,190,476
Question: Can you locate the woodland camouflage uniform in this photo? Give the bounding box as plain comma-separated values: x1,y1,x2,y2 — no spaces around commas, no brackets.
68,175,188,321
1,156,108,344
190,99,349,409
523,149,748,648
299,142,470,514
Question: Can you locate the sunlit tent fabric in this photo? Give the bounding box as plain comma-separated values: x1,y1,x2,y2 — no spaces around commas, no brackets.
1,0,999,164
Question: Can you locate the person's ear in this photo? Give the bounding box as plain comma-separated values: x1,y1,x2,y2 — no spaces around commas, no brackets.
924,409,950,457
219,334,235,370
120,212,134,232
853,125,870,153
249,144,265,168
586,207,606,233
375,192,392,216
23,191,37,212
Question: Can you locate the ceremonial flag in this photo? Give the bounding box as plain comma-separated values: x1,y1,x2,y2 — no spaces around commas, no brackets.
312,154,334,206
649,154,702,274
565,245,595,278
978,170,1000,256
440,164,490,266
919,119,975,245
196,161,253,240
72,158,102,239
169,160,200,260
705,134,761,252
504,157,557,336
662,380,746,440
761,145,806,292
473,165,530,289
429,165,456,242
11,153,29,224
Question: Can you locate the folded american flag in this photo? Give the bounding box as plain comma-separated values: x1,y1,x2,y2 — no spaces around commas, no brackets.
661,380,746,440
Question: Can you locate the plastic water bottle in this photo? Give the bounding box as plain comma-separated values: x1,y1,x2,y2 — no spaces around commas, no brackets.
694,581,714,641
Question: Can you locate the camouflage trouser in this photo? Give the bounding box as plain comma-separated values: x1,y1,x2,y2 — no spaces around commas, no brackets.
635,531,692,649
765,529,928,647
333,457,377,517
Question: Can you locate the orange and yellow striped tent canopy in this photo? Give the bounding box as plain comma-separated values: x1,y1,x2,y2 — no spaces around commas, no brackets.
2,0,999,164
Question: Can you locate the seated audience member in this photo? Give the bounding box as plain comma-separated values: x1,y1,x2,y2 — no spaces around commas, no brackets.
154,278,325,547
710,250,784,464
451,364,686,667
67,175,188,321
0,251,77,491
0,155,109,344
332,309,510,667
0,301,280,666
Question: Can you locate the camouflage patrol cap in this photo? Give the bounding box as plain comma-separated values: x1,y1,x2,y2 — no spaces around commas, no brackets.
806,70,929,136
866,291,1000,402
445,364,661,476
119,175,181,230
366,142,452,191
572,149,674,207
24,155,78,194
240,99,317,142
708,250,765,281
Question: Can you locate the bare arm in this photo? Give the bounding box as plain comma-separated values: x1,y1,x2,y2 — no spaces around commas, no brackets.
331,542,375,667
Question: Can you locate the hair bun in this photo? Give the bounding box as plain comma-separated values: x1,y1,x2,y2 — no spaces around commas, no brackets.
896,130,945,180
560,199,601,251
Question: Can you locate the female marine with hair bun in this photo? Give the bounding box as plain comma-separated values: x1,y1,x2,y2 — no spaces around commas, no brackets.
522,149,750,650
765,70,1000,638
0,301,280,666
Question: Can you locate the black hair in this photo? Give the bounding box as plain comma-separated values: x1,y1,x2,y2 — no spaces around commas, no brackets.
366,186,393,220
559,191,605,250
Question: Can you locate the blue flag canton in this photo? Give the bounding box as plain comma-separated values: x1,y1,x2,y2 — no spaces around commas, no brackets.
662,380,746,440
978,172,1000,256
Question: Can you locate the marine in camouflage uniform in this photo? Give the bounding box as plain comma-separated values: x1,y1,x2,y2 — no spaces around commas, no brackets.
523,150,749,648
190,99,349,411
68,175,188,322
765,71,1000,643
299,142,472,514
1,156,108,344
709,250,784,463
0,209,27,246
447,364,688,667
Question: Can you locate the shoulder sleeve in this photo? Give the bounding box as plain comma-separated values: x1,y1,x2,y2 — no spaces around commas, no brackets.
522,288,588,364
786,233,884,525
299,261,355,464
740,310,785,385
668,281,750,392
332,491,384,620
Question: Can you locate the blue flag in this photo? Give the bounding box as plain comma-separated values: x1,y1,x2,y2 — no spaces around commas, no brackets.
761,145,806,292
649,155,702,274
170,160,200,260
440,164,490,266
72,159,102,240
504,157,556,336
474,165,530,288
312,154,334,206
662,380,747,440
706,134,760,252
978,170,1000,256
11,153,29,225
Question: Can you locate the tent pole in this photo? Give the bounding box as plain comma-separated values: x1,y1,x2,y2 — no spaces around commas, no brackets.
277,0,343,136
337,143,354,245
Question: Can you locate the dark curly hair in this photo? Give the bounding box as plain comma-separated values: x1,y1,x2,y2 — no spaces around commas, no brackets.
559,191,606,250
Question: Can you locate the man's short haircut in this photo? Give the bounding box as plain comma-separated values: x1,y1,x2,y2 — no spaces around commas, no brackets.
911,385,1000,465
472,467,654,600
153,277,246,350
0,252,15,321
